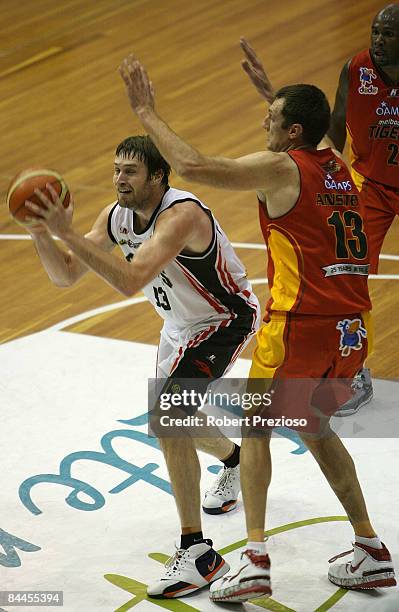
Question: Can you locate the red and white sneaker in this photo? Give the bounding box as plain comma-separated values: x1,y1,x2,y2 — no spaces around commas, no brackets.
209,549,271,602
328,541,396,589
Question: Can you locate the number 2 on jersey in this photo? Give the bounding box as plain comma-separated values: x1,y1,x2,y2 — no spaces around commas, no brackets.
387,143,399,166
327,210,367,259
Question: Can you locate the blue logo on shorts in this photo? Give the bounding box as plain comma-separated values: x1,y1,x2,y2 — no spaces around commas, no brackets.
336,318,367,357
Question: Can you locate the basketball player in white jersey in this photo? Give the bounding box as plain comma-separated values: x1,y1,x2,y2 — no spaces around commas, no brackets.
24,135,260,598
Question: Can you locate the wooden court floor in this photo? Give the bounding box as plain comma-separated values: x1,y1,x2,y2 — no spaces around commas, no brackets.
1,0,398,378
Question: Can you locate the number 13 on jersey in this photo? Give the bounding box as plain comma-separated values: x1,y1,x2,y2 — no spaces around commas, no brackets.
327,210,368,259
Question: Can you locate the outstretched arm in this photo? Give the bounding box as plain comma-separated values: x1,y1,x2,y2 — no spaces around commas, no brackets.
240,37,275,104
27,185,205,297
325,60,350,152
119,54,288,191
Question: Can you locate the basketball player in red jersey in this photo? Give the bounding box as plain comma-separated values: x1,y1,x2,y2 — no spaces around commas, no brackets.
120,55,396,601
325,3,399,413
240,8,399,415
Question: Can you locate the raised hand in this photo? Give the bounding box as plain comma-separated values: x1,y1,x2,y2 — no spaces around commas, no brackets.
240,37,275,104
119,54,155,114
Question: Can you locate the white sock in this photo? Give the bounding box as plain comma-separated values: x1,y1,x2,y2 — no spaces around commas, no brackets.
355,535,383,549
246,541,267,555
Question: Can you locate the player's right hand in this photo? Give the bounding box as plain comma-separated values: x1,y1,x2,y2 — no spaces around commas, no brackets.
240,37,275,104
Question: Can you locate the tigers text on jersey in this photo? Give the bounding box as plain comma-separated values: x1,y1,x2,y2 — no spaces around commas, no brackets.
258,148,372,316
347,49,399,189
108,186,259,330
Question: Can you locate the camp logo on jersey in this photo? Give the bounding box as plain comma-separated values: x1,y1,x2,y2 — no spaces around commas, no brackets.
376,101,399,117
324,174,352,191
336,318,367,357
358,67,378,95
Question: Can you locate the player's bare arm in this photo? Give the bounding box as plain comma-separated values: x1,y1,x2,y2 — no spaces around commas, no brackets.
240,37,275,104
26,197,115,287
126,203,213,280
325,61,350,152
29,184,208,296
119,54,296,194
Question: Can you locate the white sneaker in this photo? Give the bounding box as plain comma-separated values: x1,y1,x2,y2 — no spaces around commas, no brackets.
335,368,373,417
202,465,240,514
147,539,229,598
209,549,271,602
328,541,396,589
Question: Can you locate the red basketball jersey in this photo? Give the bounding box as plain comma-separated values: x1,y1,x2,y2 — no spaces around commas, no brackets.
347,49,399,189
259,148,371,316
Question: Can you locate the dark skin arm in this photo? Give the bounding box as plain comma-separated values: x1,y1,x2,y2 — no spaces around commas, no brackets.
327,60,350,152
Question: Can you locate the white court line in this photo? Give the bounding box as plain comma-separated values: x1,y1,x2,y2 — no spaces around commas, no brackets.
0,234,59,240
249,278,268,286
47,296,148,331
4,234,399,262
2,233,399,263
47,282,268,331
1,234,32,240
231,241,267,250
370,274,399,279
248,275,399,284
2,233,399,332
379,254,399,261
48,273,399,333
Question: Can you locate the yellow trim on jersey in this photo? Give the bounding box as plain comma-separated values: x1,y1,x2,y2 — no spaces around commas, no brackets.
268,228,302,312
249,313,287,379
346,128,366,191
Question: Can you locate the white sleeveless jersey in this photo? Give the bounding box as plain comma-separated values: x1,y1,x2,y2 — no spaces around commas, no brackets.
108,187,259,330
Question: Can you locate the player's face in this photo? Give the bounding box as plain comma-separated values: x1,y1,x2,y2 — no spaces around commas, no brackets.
371,11,399,67
113,155,154,210
263,98,290,152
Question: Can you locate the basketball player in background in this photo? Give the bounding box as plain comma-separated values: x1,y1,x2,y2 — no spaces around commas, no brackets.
119,55,396,601
23,135,261,597
239,4,399,415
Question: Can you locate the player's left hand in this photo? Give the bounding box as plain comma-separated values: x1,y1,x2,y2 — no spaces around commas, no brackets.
119,54,155,114
25,183,74,238
240,37,275,104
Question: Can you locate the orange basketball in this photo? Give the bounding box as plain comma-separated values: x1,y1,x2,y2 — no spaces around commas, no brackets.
6,168,71,227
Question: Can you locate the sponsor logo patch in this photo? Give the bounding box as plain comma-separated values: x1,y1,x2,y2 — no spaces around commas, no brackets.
376,101,399,117
336,318,367,357
358,67,378,95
